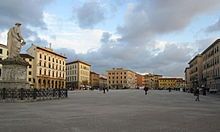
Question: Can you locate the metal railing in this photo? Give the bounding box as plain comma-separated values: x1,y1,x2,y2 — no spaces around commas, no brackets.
0,88,68,102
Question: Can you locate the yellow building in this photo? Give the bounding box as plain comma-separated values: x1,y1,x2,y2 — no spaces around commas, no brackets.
107,68,136,89
201,39,220,91
188,54,203,88
90,71,99,89
66,60,91,90
144,74,162,89
27,44,66,89
184,67,190,89
158,78,185,89
20,54,34,88
0,44,8,80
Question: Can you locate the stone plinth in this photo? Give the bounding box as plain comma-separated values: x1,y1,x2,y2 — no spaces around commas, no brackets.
0,57,30,89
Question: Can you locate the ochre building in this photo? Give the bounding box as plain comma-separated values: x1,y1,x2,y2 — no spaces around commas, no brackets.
27,44,66,89
107,68,136,89
0,44,8,80
66,60,91,90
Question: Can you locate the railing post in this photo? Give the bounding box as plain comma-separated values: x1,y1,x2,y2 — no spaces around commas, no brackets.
20,88,24,100
58,88,61,98
2,88,6,100
33,88,37,100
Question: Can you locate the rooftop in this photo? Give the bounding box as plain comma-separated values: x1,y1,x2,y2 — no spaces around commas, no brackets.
66,60,91,66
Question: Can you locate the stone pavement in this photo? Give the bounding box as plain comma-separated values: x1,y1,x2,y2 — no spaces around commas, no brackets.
0,90,220,132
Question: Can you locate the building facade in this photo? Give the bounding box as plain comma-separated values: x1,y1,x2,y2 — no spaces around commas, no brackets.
136,74,145,88
90,71,99,89
0,44,8,80
107,68,136,89
201,39,220,91
27,44,66,89
20,54,34,88
188,54,203,88
184,67,190,89
66,60,91,90
99,75,107,89
158,78,184,89
144,74,162,89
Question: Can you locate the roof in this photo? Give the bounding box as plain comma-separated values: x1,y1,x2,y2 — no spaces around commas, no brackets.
201,39,220,55
159,78,183,80
31,44,67,59
0,44,7,48
107,68,136,74
20,54,34,59
66,60,91,66
90,71,99,75
188,54,202,64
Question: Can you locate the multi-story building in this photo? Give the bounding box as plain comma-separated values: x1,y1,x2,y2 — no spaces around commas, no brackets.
201,39,220,91
144,74,162,89
184,67,190,89
136,74,145,88
66,60,91,90
99,75,107,89
107,68,136,89
158,78,184,89
188,54,203,88
90,71,99,89
27,44,66,89
0,44,8,80
20,54,34,88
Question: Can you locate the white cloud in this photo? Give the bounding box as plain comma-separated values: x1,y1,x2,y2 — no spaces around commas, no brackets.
0,30,7,44
35,12,106,53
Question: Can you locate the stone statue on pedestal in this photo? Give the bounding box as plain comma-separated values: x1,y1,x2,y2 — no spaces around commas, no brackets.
7,23,26,58
0,23,30,89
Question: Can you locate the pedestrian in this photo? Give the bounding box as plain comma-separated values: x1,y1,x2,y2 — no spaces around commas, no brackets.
195,87,200,101
144,86,149,95
103,87,106,94
168,87,171,92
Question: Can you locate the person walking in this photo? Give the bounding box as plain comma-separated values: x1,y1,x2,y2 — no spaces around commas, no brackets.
144,86,149,95
195,87,200,101
103,87,106,94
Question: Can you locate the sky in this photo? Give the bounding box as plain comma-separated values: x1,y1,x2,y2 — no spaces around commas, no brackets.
0,0,220,77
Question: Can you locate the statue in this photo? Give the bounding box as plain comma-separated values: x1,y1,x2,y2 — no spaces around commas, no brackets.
7,23,26,58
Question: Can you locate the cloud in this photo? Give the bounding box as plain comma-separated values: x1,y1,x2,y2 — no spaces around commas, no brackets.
118,0,220,46
0,0,52,29
206,18,220,32
0,0,52,48
76,1,105,29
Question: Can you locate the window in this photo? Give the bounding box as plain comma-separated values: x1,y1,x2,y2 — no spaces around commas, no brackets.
29,65,32,68
29,71,32,75
0,49,2,54
44,56,46,60
44,69,46,75
29,59,32,61
29,78,31,82
40,54,42,58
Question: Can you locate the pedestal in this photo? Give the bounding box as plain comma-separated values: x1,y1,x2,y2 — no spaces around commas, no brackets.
0,57,30,89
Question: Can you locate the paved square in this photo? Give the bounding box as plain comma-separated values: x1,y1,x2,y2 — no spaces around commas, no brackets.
0,90,220,132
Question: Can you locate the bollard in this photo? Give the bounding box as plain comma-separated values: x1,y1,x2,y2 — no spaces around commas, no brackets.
65,89,68,98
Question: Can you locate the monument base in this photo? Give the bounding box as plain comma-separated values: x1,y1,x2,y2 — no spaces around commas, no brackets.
0,81,30,89
0,57,30,89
